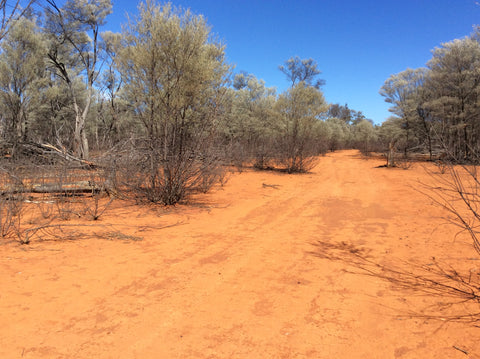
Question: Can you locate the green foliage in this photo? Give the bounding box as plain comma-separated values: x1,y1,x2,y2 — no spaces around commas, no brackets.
113,0,229,204
45,0,113,159
0,0,35,41
352,119,377,154
327,103,368,126
0,0,380,205
426,37,480,161
381,34,480,163
380,68,428,158
32,78,77,147
275,82,329,172
378,117,405,145
324,117,351,151
0,16,47,155
223,72,277,168
279,56,325,89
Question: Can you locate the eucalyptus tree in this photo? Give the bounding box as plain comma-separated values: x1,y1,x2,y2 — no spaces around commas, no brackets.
44,0,112,159
352,119,377,155
33,77,76,146
397,68,439,160
0,15,46,155
327,103,352,124
426,37,480,161
279,56,325,89
93,30,129,149
228,72,277,168
380,36,480,162
276,57,328,172
377,117,406,167
114,0,229,204
275,82,328,172
380,68,428,158
324,117,350,151
0,0,36,42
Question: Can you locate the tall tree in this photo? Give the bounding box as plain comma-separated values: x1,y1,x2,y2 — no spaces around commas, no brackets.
94,30,127,149
380,68,427,157
44,0,112,159
114,0,229,204
276,56,328,172
327,103,352,124
275,82,328,172
0,0,36,42
227,72,277,168
0,15,46,155
279,56,325,89
33,76,76,147
409,68,436,160
426,37,480,161
352,119,377,155
324,117,350,151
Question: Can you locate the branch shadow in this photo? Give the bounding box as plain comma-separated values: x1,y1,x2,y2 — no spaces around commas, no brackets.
309,240,480,325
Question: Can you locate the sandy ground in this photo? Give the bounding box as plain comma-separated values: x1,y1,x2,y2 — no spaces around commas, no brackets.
1,150,479,358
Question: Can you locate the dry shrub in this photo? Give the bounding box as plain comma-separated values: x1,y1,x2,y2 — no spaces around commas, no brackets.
397,157,414,170
0,154,118,244
422,163,480,254
0,165,26,243
112,140,226,205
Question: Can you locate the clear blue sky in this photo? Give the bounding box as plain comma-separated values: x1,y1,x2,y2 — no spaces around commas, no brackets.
106,0,480,124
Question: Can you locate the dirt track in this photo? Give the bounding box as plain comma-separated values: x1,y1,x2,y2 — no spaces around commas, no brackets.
1,150,479,358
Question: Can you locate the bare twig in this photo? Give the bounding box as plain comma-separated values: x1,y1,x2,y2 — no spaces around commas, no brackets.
262,183,281,189
453,345,469,355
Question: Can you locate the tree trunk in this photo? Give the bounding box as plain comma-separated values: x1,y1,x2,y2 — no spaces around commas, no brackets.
387,140,396,167
71,89,90,160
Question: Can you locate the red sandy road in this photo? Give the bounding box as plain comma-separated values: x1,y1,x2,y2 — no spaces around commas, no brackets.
0,150,479,358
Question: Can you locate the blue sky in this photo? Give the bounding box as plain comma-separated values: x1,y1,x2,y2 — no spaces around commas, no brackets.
107,0,480,124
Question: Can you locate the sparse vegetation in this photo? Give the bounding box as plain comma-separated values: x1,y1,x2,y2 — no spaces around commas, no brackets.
0,0,478,341
3,2,480,359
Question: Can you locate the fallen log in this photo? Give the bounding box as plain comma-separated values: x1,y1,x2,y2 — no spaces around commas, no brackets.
0,181,103,195
29,181,101,194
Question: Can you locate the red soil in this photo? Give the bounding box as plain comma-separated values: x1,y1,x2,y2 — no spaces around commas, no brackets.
0,150,479,358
